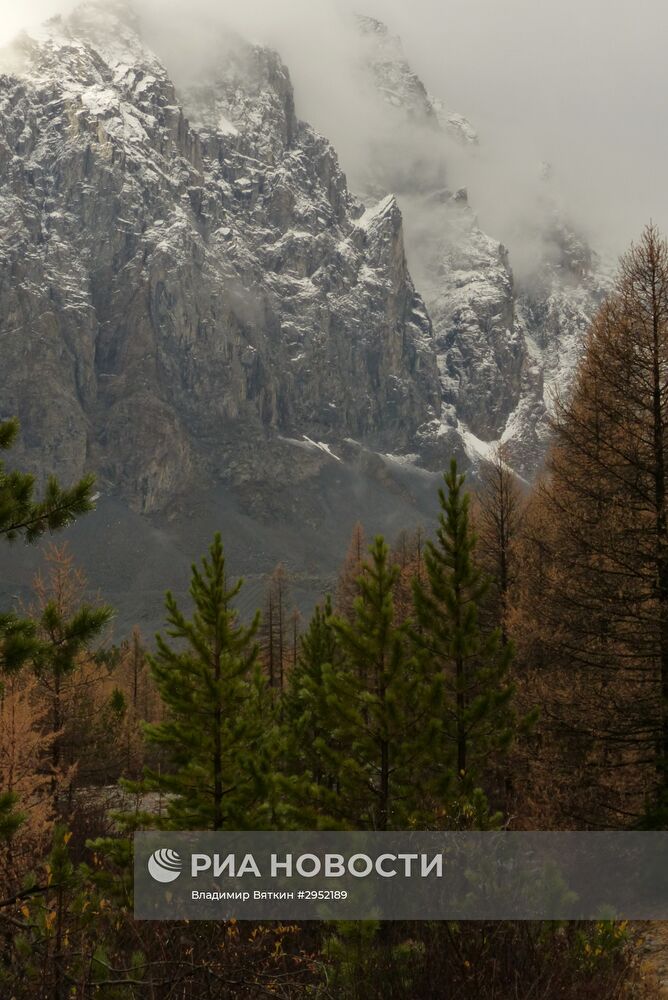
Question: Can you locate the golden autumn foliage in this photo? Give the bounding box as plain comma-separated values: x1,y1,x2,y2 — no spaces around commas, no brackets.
0,674,65,889
509,225,668,826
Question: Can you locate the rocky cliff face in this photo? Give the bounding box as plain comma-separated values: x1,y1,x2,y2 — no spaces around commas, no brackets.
0,2,442,518
353,14,608,477
0,2,609,626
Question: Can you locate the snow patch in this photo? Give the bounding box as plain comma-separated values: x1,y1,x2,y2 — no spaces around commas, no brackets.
303,437,342,462
357,194,396,230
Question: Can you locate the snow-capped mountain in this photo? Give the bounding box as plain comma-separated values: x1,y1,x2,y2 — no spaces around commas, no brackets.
0,2,447,517
0,1,607,625
353,14,608,477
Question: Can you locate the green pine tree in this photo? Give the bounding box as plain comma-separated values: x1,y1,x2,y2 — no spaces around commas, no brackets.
0,790,24,843
0,419,96,544
315,537,446,830
33,599,113,809
0,614,38,676
412,459,519,799
282,596,340,787
1,418,98,676
0,418,98,841
132,533,274,831
279,596,349,826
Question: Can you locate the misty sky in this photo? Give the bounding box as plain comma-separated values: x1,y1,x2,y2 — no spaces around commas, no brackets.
2,0,667,256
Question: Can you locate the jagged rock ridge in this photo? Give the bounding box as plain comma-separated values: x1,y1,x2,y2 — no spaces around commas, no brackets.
0,1,443,517
0,2,609,628
353,14,609,476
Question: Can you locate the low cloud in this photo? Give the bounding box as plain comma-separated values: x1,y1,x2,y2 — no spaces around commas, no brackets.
4,0,668,262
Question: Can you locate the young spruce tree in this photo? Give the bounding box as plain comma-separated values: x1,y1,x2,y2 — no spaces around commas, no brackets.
317,537,445,830
0,418,98,675
133,534,274,831
282,596,340,790
412,460,518,801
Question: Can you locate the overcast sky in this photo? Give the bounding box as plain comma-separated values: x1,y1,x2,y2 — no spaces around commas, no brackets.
2,0,667,257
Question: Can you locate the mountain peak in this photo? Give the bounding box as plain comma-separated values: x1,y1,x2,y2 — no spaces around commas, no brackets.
66,0,160,74
356,14,391,37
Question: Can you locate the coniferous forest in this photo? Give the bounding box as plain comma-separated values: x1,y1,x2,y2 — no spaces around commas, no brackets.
3,227,668,996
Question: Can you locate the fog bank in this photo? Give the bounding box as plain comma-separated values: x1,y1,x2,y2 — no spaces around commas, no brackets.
3,0,667,257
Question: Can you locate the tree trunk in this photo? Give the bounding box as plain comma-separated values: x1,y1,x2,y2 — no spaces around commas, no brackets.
213,639,223,831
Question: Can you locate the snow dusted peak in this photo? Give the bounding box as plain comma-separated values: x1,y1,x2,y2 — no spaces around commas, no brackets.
6,15,110,93
3,0,169,109
66,0,164,79
178,41,298,161
356,13,435,123
356,14,405,62
350,10,607,478
355,12,477,146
